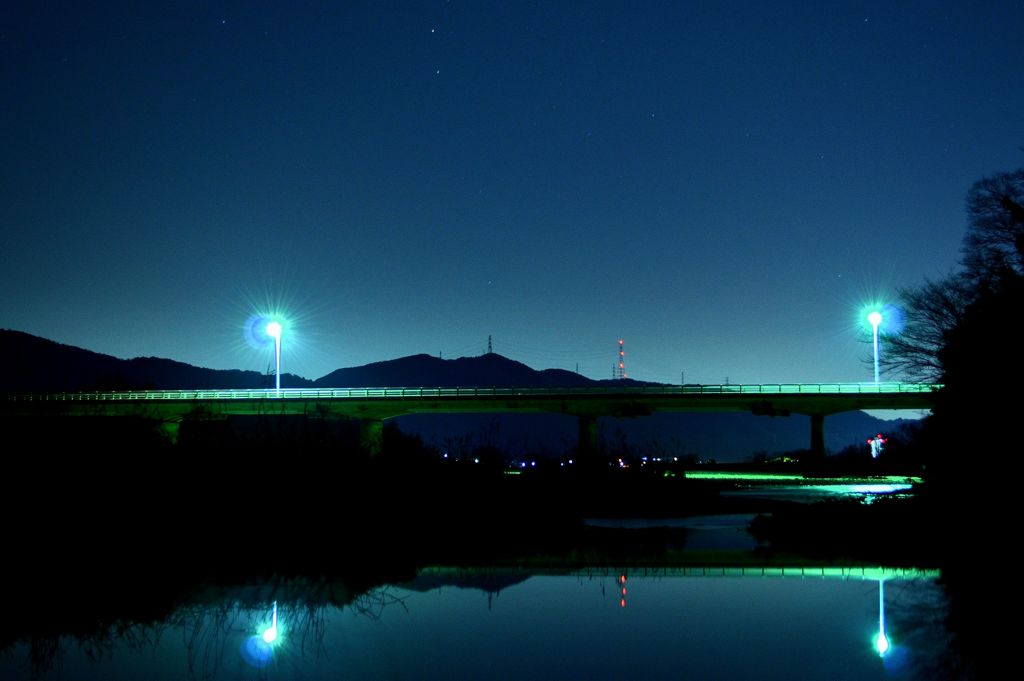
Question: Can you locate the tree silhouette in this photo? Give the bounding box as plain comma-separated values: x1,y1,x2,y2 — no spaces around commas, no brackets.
890,165,1024,680
882,276,971,380
884,167,1023,380
962,168,1024,284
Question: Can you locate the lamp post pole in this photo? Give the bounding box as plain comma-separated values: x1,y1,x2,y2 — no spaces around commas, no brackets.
868,311,882,384
266,321,282,392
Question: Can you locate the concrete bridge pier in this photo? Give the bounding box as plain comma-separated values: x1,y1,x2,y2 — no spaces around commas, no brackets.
157,418,181,445
359,418,384,458
809,413,826,458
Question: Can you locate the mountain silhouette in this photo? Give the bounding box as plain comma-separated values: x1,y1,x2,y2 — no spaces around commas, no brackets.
0,329,312,392
1,329,650,392
315,352,612,388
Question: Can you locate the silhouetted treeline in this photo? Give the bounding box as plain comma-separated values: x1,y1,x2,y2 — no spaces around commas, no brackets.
885,166,1024,680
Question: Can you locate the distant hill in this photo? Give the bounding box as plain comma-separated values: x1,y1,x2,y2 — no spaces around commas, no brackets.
314,352,649,388
1,329,651,392
2,329,910,460
0,329,312,392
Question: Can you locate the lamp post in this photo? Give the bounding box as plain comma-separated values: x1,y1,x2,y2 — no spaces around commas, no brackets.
266,321,282,392
867,310,883,384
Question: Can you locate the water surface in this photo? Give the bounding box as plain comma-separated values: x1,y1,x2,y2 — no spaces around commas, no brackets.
1,567,947,681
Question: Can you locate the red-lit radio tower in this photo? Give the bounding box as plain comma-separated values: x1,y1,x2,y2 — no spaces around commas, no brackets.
613,339,627,380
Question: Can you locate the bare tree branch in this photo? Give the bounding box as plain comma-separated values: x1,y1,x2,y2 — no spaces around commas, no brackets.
883,167,1023,381
962,168,1024,284
881,276,972,381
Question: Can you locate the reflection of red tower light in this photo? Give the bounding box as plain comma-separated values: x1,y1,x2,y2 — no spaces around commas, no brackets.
618,573,627,607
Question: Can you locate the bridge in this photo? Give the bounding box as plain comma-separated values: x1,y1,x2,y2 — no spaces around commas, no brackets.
417,564,940,581
5,383,939,457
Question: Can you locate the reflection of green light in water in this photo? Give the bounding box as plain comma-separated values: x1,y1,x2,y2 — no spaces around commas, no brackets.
685,472,805,481
811,484,912,495
685,471,921,485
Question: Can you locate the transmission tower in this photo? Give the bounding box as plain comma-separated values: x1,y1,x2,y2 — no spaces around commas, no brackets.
613,339,627,380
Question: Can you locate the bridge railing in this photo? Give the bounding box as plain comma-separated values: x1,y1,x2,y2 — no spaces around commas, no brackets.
6,382,942,402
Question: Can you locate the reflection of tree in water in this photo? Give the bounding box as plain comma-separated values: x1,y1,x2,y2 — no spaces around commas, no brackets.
12,617,172,680
5,579,409,681
350,586,409,620
173,585,409,680
878,579,961,680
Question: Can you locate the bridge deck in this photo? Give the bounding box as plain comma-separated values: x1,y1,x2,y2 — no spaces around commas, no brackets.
3,383,940,453
5,383,940,420
7,382,940,402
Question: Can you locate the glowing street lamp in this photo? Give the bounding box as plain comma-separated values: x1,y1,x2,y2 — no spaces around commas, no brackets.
266,321,282,391
867,310,883,384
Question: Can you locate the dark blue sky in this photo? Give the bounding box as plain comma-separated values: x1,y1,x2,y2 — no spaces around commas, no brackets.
3,1,1022,385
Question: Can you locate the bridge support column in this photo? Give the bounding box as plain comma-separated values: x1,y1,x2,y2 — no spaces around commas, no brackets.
577,415,599,460
809,414,826,458
157,419,181,446
359,419,384,458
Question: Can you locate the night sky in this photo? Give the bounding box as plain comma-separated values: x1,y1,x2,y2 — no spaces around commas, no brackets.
3,1,1022,386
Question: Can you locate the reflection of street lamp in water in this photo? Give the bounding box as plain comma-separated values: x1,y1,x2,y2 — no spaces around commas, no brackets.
875,579,890,657
262,601,279,644
266,321,282,392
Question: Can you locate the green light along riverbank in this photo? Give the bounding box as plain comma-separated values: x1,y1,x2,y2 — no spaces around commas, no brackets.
685,472,923,484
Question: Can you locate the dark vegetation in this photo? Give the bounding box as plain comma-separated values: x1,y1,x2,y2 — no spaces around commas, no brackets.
899,167,1023,680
